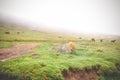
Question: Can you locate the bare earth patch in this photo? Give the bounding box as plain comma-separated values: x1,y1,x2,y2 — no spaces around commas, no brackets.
0,43,38,61
62,67,99,80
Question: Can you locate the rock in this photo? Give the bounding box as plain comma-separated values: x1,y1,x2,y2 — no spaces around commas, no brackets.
58,42,76,54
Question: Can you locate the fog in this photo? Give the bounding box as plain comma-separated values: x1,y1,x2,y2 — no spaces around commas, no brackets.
0,0,120,35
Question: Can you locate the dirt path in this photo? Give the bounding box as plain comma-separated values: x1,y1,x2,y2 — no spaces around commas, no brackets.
0,44,38,61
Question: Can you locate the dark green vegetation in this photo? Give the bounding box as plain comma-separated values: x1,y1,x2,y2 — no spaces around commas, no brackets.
0,23,120,80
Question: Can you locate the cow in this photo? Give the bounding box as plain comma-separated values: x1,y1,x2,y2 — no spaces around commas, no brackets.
91,38,95,42
111,40,116,43
79,37,82,39
58,36,62,38
5,32,10,34
100,39,103,42
17,32,20,34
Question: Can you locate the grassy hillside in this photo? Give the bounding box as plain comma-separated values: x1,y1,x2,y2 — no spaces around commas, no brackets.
0,23,120,80
0,23,79,42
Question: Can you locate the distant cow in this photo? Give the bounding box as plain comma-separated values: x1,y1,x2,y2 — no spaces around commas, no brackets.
79,37,82,39
58,36,62,38
100,39,103,42
91,38,95,42
17,32,20,34
5,32,10,34
111,40,116,43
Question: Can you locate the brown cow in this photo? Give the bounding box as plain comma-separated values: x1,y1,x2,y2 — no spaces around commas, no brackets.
5,32,10,34
17,32,20,34
58,36,62,38
79,37,82,39
111,40,116,43
91,38,95,42
100,39,103,42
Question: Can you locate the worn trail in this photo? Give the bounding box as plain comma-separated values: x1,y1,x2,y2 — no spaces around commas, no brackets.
0,44,38,61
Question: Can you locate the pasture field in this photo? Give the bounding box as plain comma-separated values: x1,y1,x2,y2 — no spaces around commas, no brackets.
0,24,120,80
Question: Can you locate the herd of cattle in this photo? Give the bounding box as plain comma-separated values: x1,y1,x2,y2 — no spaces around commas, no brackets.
5,31,24,34
91,38,116,43
4,31,117,54
4,31,117,43
58,38,117,54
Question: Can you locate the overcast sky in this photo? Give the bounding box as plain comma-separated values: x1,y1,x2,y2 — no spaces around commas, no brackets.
0,0,120,35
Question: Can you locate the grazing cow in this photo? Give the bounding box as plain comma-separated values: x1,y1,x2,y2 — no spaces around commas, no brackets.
91,38,95,42
100,39,103,42
58,42,76,53
79,37,82,39
58,36,62,38
17,32,20,34
5,32,10,34
111,40,116,43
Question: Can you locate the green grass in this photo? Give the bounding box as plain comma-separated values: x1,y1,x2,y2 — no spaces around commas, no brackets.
0,41,120,80
0,24,79,42
0,24,120,80
0,42,14,48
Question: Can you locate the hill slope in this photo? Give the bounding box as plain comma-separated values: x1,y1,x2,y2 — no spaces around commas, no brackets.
0,22,81,42
0,22,120,80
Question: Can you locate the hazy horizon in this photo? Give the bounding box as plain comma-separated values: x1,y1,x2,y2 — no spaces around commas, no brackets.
0,0,120,35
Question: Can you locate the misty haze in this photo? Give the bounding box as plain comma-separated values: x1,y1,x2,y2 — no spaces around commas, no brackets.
0,0,120,35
